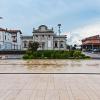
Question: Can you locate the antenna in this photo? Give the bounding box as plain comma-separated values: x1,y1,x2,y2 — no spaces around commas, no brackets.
58,24,61,50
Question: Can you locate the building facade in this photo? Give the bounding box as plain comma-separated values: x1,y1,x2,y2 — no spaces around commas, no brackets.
0,28,22,50
8,30,22,50
82,35,100,50
22,25,67,50
21,36,33,50
0,28,12,50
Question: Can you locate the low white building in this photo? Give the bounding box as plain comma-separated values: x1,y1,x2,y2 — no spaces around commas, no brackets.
0,28,12,50
21,36,33,50
0,28,22,50
8,30,22,50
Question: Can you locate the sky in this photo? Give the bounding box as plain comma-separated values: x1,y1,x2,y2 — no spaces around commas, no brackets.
0,0,100,45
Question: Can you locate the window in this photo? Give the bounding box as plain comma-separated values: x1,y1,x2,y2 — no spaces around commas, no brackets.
24,41,27,48
48,35,50,38
60,43,64,48
55,42,58,48
13,36,16,39
5,35,6,40
36,35,38,37
42,35,44,37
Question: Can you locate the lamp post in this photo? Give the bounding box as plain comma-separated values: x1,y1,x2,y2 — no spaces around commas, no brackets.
58,24,61,50
58,24,61,36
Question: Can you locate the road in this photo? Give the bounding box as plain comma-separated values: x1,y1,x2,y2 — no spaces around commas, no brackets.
83,52,100,59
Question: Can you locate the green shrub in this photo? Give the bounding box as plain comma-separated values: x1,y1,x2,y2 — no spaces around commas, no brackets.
26,50,32,55
23,50,90,59
28,55,33,59
69,50,74,57
79,54,86,59
43,51,52,58
73,51,82,58
23,54,29,59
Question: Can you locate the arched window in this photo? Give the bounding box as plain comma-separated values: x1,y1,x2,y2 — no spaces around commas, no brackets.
24,41,27,48
60,44,64,48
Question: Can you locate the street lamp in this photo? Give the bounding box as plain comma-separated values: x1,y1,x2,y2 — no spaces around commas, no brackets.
58,24,61,36
58,24,61,50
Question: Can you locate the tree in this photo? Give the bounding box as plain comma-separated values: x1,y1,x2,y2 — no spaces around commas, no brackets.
67,45,71,50
74,44,77,48
28,42,39,51
72,44,77,50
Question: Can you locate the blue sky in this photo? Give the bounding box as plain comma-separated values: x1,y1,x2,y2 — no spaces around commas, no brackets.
0,0,100,44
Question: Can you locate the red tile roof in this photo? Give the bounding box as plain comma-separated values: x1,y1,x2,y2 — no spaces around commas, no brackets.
82,35,100,41
82,35,100,45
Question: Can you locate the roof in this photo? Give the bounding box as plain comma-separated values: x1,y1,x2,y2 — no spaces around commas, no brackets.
33,25,54,33
21,36,33,39
82,35,100,45
0,28,22,34
82,35,100,41
0,28,7,32
54,35,67,38
7,30,22,34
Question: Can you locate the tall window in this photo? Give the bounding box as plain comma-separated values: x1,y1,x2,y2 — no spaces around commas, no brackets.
60,43,64,48
24,41,27,48
48,35,50,38
5,35,6,40
55,42,58,48
36,35,38,37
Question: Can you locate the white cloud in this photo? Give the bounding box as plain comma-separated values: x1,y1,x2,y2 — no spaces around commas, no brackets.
66,22,100,45
73,22,100,37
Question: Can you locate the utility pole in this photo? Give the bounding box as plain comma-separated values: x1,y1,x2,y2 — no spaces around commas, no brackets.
58,24,61,50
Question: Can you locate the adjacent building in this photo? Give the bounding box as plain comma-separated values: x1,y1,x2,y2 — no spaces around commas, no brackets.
8,30,22,50
21,36,33,50
0,28,12,50
22,25,67,50
82,35,100,50
0,28,22,50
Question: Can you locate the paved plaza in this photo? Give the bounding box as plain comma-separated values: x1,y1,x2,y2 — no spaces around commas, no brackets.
0,60,100,100
0,74,100,100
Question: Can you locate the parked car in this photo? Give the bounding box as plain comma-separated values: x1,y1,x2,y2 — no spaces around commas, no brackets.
92,49,100,53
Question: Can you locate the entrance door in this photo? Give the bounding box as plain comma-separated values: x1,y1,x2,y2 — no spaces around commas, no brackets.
42,42,45,50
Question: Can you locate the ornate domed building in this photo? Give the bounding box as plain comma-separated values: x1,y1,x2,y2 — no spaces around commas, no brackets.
22,25,67,50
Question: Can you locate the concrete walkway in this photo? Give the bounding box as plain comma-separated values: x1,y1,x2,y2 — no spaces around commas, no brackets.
0,74,100,100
